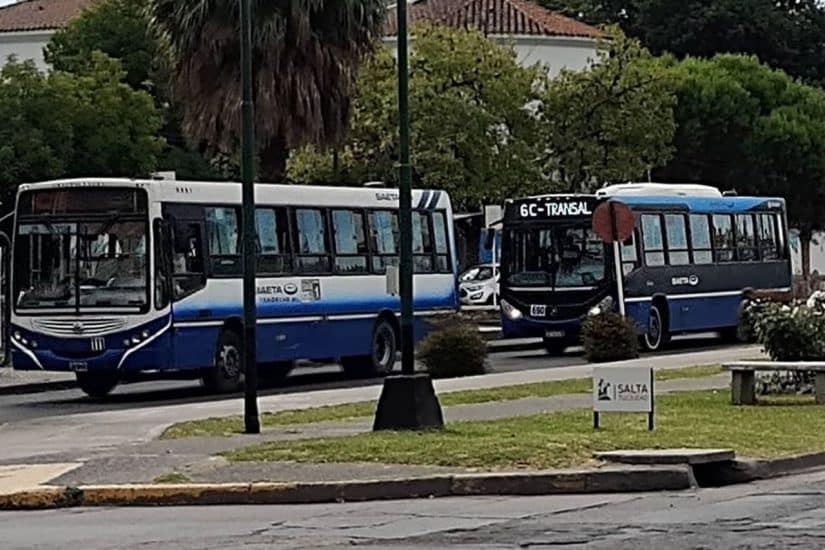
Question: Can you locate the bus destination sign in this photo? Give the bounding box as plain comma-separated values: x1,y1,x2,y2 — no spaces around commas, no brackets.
514,197,598,220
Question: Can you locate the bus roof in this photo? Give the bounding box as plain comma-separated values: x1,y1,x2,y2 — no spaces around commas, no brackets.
16,178,454,211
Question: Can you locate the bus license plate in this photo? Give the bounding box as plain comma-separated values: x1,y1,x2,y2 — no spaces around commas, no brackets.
545,330,565,339
69,361,88,372
530,304,546,317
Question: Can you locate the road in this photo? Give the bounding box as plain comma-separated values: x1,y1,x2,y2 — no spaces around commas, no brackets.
3,468,825,549
0,335,735,425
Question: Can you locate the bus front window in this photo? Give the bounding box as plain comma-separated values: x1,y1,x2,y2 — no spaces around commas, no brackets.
15,220,149,310
506,226,606,288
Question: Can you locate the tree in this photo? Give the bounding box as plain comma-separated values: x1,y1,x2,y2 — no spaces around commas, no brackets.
44,0,218,181
659,54,825,277
537,31,677,192
288,25,546,211
541,0,825,88
147,0,386,181
0,55,164,207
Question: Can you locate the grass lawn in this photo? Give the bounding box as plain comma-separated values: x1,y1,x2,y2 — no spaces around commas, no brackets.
161,365,722,440
222,391,825,470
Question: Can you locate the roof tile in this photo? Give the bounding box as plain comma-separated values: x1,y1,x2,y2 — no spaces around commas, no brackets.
386,0,602,38
0,0,94,33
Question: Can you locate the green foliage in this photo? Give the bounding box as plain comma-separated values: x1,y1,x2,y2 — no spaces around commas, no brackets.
147,0,386,181
660,54,825,237
541,0,825,87
288,25,546,210
45,0,164,92
417,315,488,379
0,55,163,205
581,312,639,363
538,30,676,191
752,302,825,361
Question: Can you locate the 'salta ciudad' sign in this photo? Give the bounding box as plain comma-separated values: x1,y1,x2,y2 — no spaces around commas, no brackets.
592,367,655,430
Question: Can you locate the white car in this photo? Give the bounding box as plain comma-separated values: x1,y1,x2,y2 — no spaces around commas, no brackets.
459,263,500,305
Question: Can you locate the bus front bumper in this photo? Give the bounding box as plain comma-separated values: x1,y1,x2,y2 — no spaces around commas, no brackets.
501,316,584,341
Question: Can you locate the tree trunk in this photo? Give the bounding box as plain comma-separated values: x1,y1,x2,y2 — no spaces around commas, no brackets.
258,137,289,183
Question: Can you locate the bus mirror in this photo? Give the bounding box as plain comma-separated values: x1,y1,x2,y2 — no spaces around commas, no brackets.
484,228,496,251
385,266,400,296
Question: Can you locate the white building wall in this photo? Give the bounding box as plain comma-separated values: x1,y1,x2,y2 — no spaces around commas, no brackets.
0,30,52,71
383,34,599,76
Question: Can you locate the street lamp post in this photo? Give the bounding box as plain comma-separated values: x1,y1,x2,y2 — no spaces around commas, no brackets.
373,0,444,431
240,0,260,434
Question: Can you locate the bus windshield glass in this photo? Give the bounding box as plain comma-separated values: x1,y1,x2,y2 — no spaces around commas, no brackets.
505,225,606,288
15,219,148,311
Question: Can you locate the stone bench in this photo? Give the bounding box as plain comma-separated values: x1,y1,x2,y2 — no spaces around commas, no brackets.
722,362,825,405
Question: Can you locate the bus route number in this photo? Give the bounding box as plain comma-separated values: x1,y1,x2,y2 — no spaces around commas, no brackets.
519,201,592,218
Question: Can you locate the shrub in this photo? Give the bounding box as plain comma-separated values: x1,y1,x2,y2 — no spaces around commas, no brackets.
751,302,825,361
581,312,639,363
417,316,487,379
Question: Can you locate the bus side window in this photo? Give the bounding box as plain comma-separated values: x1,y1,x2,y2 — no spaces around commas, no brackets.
257,207,292,274
665,214,690,266
712,215,735,262
205,207,241,276
295,208,331,274
735,214,758,261
641,214,665,267
171,221,206,299
368,210,400,274
331,209,368,274
412,211,434,273
689,215,713,264
620,231,638,275
153,219,171,309
432,211,451,273
757,214,779,260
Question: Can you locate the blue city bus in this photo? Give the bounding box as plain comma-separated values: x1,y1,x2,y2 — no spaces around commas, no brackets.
499,183,792,354
9,179,458,397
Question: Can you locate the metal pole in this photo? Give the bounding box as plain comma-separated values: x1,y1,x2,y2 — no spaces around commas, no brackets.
491,232,498,308
397,0,414,375
240,0,260,434
610,202,626,316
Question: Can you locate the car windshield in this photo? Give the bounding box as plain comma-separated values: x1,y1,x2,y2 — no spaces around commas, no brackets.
505,225,606,288
15,219,148,310
460,266,494,282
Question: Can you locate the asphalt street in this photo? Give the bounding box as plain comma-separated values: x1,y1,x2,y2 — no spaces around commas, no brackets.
3,468,825,549
0,335,736,425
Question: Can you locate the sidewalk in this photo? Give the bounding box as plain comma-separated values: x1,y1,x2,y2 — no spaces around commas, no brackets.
33,374,729,488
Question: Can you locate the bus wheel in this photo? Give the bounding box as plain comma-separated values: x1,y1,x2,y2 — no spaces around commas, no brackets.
203,330,244,393
644,304,670,351
76,372,118,399
341,319,397,378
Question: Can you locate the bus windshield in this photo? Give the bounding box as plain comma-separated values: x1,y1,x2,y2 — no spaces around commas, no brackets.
505,225,606,288
15,219,148,310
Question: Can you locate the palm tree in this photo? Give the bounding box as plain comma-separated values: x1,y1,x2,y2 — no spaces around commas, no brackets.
147,0,386,181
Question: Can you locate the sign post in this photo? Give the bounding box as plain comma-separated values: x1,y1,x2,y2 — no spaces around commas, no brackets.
592,200,634,317
593,366,655,431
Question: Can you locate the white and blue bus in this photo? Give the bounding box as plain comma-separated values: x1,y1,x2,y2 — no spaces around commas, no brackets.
499,183,792,354
9,178,458,397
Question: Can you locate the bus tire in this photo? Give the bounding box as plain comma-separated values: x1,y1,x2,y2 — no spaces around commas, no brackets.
76,372,118,399
644,304,670,352
341,318,397,378
202,330,244,393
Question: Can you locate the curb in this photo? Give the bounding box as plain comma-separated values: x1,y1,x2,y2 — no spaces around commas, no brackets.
694,451,825,487
0,379,77,397
0,466,693,510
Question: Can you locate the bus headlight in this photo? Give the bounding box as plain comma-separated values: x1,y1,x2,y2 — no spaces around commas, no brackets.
588,296,615,317
501,299,523,321
13,331,21,341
